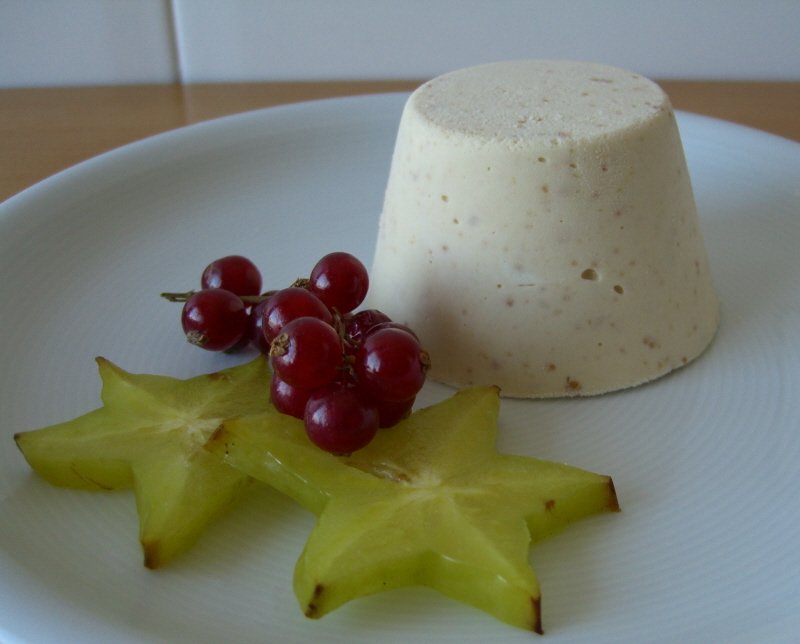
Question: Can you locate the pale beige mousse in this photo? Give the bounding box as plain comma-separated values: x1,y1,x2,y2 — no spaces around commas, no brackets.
367,60,718,398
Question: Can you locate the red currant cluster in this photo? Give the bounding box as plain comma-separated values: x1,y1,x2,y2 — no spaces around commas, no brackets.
163,252,430,455
170,255,265,352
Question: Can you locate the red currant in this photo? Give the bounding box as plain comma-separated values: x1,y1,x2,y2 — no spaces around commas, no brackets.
368,320,419,341
181,289,247,351
270,372,313,419
309,252,369,314
243,297,270,354
343,308,391,347
354,327,430,402
262,287,333,343
304,384,379,455
270,316,342,389
375,397,415,428
201,255,262,297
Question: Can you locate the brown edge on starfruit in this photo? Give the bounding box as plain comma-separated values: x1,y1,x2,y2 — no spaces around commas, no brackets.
531,595,543,635
304,583,325,619
142,541,163,570
606,476,621,512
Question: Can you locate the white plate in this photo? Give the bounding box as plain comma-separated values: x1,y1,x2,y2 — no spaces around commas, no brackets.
1,94,799,643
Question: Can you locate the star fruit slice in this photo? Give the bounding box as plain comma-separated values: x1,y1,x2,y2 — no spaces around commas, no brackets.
207,386,620,633
14,356,276,568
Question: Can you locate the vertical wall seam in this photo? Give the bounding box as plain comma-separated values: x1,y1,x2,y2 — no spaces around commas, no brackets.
165,0,187,84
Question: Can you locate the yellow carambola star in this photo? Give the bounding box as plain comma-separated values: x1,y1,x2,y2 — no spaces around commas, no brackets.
208,386,620,633
14,356,275,568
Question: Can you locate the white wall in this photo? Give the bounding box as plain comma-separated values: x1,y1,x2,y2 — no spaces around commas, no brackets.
1,0,799,87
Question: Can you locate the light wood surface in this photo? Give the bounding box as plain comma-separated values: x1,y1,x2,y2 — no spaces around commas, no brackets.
1,80,797,203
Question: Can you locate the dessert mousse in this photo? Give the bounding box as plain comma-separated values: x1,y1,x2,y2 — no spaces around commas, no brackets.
368,60,719,397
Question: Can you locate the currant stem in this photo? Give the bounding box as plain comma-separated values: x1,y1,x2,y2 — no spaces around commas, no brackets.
160,290,278,304
160,290,196,303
